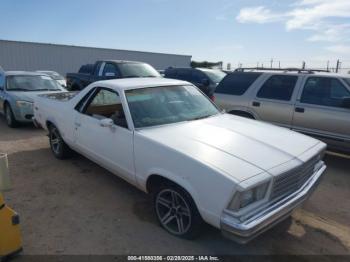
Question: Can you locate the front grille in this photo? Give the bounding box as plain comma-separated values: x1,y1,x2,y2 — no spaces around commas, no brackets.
270,156,320,201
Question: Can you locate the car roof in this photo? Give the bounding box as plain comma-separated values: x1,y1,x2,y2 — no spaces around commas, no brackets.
233,70,350,78
98,60,146,64
5,71,47,76
166,67,221,72
92,77,191,91
36,70,58,74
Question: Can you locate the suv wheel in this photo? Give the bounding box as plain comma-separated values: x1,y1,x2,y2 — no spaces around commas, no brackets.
154,184,203,239
49,125,72,159
4,104,19,128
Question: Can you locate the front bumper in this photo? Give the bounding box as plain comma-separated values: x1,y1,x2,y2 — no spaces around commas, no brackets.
13,105,34,123
220,163,326,244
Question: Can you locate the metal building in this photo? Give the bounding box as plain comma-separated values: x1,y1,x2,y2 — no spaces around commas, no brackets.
0,40,191,75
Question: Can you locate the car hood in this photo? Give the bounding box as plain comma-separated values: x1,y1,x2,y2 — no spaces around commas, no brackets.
138,114,321,182
8,90,65,102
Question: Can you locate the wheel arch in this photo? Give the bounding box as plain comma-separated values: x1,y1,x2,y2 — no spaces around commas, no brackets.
145,173,202,212
228,109,257,119
146,173,205,222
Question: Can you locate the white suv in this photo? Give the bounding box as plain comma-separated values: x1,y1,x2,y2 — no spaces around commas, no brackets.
214,69,350,153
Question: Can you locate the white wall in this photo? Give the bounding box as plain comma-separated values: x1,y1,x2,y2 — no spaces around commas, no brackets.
0,40,192,75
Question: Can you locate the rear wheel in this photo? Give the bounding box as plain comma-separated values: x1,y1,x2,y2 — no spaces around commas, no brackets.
49,125,72,159
153,183,204,239
4,103,19,128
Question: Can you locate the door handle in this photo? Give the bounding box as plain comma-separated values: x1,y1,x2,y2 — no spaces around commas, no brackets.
295,107,305,113
252,101,261,107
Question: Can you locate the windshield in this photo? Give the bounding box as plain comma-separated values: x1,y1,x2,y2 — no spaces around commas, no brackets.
343,78,350,87
119,63,161,78
126,85,220,128
201,69,226,83
43,72,65,81
6,75,63,91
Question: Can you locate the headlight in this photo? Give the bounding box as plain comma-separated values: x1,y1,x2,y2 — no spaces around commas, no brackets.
16,101,33,108
228,182,269,211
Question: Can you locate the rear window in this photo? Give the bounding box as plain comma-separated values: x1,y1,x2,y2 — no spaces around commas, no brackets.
215,72,261,95
79,64,94,74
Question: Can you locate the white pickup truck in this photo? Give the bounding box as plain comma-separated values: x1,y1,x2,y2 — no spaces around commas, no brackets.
33,78,327,243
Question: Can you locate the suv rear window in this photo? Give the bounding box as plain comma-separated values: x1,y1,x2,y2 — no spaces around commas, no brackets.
215,72,261,95
257,75,298,101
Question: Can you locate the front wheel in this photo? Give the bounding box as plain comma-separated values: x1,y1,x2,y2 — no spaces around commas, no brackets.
154,184,204,239
49,125,72,159
4,104,19,128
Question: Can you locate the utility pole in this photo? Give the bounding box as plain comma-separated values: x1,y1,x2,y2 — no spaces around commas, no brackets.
336,59,341,73
326,60,330,72
278,61,281,69
270,58,273,68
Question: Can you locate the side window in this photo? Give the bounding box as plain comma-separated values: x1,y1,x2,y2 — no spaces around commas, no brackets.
83,88,128,128
257,75,297,101
103,63,120,77
177,69,191,81
215,72,261,96
192,70,206,83
301,77,350,108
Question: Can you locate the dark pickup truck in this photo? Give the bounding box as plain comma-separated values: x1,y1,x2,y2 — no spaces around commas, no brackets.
66,60,161,90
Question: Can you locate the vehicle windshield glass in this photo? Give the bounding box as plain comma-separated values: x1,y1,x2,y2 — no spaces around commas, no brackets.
343,78,350,87
6,75,63,91
43,72,65,81
125,85,220,128
200,69,226,83
119,63,161,78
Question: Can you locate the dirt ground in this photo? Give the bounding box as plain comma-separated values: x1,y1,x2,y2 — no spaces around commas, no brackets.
1,118,350,256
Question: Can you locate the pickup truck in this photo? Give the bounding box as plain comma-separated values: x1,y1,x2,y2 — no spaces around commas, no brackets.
33,78,326,243
66,60,161,91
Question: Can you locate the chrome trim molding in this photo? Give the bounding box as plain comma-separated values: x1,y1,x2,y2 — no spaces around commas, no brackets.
220,163,326,243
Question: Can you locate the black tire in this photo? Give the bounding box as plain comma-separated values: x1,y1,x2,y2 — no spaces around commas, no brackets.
48,124,72,159
153,183,204,239
4,103,19,128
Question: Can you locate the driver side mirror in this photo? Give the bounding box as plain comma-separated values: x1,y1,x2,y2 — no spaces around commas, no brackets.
342,97,350,108
100,118,114,128
0,153,12,192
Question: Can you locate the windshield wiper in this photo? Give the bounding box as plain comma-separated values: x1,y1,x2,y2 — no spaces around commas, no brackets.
123,75,142,78
7,88,31,91
33,89,60,91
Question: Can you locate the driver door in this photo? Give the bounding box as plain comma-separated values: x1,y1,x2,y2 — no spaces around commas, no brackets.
292,76,350,149
74,87,135,184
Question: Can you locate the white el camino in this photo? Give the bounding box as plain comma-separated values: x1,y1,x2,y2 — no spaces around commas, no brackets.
33,78,327,243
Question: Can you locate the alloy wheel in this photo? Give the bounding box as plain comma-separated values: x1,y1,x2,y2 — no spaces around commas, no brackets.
50,127,62,155
155,189,192,235
5,107,12,126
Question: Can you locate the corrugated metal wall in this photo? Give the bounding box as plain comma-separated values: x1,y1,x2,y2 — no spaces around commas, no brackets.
0,40,191,75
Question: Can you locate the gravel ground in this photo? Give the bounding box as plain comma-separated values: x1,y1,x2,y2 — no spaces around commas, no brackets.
1,118,349,256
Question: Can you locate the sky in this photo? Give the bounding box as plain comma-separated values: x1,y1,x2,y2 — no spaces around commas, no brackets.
1,0,350,69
